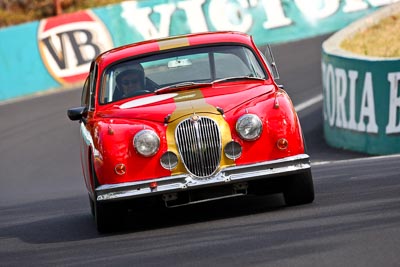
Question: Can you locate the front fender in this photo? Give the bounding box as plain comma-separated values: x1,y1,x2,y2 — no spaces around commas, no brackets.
224,89,304,165
91,119,170,185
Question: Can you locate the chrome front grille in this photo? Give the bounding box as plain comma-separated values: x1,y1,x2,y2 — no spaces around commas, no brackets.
175,116,221,178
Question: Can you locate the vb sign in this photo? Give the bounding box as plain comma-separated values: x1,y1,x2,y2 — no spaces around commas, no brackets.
38,11,113,84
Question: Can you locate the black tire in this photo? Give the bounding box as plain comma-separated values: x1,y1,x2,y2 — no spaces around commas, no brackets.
94,200,119,233
90,157,122,233
89,194,95,218
283,169,315,206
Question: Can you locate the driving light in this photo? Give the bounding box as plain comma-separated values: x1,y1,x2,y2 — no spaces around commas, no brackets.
236,114,262,141
160,151,178,170
133,130,160,157
224,141,242,160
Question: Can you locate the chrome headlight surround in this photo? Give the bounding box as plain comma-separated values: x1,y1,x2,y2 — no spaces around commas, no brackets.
235,114,262,141
133,129,160,157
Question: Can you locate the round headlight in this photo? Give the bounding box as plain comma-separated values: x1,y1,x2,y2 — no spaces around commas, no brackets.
133,130,160,157
236,114,262,141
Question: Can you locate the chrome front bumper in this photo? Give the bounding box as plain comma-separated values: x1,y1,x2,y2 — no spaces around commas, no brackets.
96,154,311,202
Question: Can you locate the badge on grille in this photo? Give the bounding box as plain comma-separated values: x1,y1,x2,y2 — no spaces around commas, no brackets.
191,114,200,122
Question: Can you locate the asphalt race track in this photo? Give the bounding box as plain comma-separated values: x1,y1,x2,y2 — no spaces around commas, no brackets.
1,34,400,266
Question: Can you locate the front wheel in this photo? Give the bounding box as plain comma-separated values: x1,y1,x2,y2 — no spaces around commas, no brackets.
90,158,122,233
283,169,315,206
94,199,122,233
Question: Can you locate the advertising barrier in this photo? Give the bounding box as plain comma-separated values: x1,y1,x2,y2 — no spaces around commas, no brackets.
0,0,398,101
322,3,400,155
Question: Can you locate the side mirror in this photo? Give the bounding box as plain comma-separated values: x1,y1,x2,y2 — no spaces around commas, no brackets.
67,107,88,121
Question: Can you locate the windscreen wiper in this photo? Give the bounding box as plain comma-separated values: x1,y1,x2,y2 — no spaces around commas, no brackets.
155,82,211,94
212,76,265,84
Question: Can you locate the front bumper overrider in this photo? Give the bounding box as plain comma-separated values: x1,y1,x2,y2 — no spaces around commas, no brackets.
95,154,311,202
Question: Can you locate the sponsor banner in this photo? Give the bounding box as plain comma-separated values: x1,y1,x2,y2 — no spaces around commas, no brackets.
321,52,400,155
1,0,398,101
0,22,58,101
111,0,398,45
37,10,113,85
0,10,113,101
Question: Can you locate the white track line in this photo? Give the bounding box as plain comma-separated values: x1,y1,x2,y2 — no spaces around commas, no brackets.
295,93,323,112
312,153,400,166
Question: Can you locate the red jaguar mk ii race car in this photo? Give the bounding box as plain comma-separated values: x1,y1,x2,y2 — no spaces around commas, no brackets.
68,31,314,232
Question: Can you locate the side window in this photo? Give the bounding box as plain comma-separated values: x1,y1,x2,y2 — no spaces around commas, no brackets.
88,62,98,111
81,77,90,107
81,62,98,110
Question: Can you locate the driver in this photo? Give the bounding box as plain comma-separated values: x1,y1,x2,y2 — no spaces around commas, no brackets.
114,64,145,100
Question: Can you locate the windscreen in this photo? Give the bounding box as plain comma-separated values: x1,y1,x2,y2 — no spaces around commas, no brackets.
99,45,267,104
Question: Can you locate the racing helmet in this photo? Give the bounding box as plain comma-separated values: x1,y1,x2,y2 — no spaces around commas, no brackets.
116,63,145,90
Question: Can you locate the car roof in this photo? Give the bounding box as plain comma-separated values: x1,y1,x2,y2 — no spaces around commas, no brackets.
95,31,255,70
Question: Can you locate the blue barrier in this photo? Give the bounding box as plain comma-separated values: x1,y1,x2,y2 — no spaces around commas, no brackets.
0,0,395,102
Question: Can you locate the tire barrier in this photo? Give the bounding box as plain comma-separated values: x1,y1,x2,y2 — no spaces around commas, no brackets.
322,3,400,155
